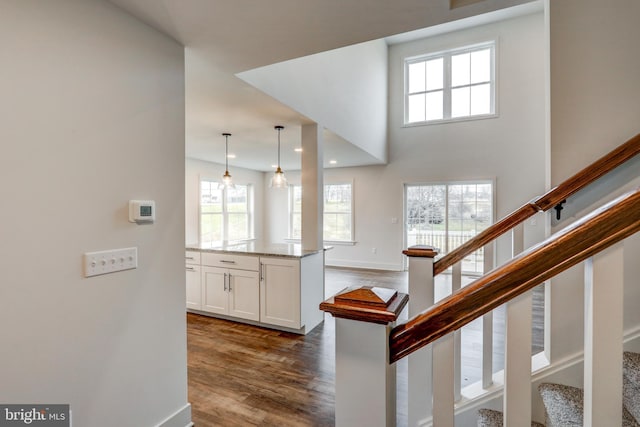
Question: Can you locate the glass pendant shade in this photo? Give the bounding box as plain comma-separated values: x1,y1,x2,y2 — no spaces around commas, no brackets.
270,125,288,189
270,166,288,188
219,133,235,189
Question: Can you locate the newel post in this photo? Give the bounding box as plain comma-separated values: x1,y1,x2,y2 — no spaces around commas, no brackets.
320,286,409,427
403,245,438,426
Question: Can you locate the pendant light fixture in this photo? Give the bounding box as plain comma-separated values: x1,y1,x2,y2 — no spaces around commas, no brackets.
270,125,288,188
219,133,235,189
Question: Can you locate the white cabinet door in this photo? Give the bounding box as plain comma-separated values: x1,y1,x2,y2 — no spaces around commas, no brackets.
228,270,260,321
185,263,201,310
202,266,228,315
260,257,301,329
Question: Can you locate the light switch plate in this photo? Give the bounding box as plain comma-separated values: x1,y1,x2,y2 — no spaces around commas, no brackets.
84,247,137,278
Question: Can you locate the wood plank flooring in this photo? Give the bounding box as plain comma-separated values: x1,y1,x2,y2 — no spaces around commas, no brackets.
187,266,544,426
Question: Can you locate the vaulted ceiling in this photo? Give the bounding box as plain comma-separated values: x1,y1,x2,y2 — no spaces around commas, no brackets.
108,0,534,171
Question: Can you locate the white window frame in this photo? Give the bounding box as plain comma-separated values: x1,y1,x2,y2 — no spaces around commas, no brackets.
403,179,495,273
199,179,254,244
404,41,496,125
287,182,355,245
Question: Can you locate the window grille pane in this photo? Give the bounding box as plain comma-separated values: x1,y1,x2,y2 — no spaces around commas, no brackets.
226,190,247,214
470,83,491,115
452,52,470,86
201,181,223,213
426,58,444,90
227,213,248,241
425,91,443,121
408,61,426,93
451,86,470,117
408,93,426,122
291,213,302,239
477,183,492,201
323,213,351,241
292,185,302,213
325,184,351,212
201,213,223,244
471,48,491,84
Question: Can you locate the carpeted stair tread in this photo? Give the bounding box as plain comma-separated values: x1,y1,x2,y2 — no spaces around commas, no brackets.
477,408,544,426
624,351,640,424
539,382,639,427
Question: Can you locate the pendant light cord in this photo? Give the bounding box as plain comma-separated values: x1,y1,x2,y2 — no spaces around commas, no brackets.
275,125,284,170
223,133,231,172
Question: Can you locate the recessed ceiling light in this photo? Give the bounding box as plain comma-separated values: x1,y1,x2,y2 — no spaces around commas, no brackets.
271,164,278,168
294,148,303,152
227,154,236,159
329,160,337,165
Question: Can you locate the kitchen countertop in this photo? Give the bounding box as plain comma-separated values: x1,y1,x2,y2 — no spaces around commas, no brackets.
186,241,331,259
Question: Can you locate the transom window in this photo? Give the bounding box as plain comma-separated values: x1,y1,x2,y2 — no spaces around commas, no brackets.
405,42,495,124
289,183,354,242
200,180,253,245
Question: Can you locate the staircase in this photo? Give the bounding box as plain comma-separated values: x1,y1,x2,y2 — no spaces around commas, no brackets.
478,351,640,426
319,133,640,427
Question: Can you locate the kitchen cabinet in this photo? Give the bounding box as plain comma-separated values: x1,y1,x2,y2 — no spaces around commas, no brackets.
202,266,259,321
259,257,301,329
185,250,201,310
185,242,326,334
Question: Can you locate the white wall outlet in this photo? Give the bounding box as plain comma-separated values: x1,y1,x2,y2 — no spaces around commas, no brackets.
84,247,137,278
372,247,377,254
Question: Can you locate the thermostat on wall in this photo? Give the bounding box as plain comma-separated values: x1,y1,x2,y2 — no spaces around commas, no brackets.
129,200,155,223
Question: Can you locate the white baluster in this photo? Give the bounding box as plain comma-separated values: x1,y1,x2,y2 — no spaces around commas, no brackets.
504,223,532,425
452,261,462,402
432,333,455,426
584,242,624,427
482,241,495,389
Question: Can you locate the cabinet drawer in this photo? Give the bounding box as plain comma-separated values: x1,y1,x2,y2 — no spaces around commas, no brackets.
201,252,259,271
185,250,201,265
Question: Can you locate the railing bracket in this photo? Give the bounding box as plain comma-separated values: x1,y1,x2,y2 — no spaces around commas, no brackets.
554,200,566,220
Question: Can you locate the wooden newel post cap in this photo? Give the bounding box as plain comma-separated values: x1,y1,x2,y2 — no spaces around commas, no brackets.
319,286,409,325
402,245,438,258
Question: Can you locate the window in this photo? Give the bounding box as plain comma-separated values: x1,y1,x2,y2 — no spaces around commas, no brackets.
324,184,353,241
405,42,495,124
200,180,253,245
405,181,493,274
289,183,354,242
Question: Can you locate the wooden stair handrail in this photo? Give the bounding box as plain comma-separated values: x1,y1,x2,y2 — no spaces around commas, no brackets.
390,188,640,363
433,133,640,276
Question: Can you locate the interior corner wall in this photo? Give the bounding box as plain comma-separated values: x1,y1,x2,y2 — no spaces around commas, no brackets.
0,1,188,426
547,0,640,362
185,158,266,245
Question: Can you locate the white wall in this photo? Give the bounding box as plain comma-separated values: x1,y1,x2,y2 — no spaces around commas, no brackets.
266,11,546,271
238,40,389,163
0,1,188,426
547,0,640,362
186,158,266,244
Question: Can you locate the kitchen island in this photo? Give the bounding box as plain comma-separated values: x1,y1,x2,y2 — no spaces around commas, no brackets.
185,242,326,335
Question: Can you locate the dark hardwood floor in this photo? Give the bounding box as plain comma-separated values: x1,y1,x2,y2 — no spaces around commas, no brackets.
187,267,544,426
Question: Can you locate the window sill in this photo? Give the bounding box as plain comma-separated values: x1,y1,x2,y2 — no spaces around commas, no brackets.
284,238,356,246
403,112,498,128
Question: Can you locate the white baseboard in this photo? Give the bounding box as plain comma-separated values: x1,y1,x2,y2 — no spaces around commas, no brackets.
156,403,192,427
325,258,403,271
